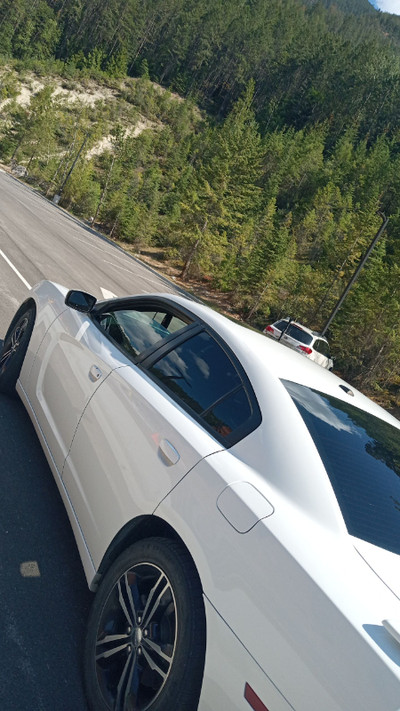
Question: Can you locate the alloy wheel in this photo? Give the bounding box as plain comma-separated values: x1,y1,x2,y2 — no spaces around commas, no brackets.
95,562,177,711
0,315,30,372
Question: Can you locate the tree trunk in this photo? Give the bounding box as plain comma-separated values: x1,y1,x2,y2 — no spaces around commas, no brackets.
246,283,269,321
11,135,24,162
110,216,119,238
180,217,208,280
180,238,200,280
92,155,115,224
27,150,37,170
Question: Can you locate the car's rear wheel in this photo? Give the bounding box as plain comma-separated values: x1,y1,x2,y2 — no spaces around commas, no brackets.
84,537,206,711
0,305,35,395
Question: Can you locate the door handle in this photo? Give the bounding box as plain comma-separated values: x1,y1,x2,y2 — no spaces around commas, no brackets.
158,439,180,466
89,365,103,382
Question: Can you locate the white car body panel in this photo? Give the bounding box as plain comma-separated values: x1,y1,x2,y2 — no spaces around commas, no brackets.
18,281,70,380
155,452,400,711
9,281,400,711
62,361,222,572
353,537,400,600
198,598,293,710
24,305,141,474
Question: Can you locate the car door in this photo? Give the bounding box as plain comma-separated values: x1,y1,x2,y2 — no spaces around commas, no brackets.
62,320,260,570
25,306,130,475
26,295,198,474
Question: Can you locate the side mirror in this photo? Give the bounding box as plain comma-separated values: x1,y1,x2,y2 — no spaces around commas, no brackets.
65,290,97,313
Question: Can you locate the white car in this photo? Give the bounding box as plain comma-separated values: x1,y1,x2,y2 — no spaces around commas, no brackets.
264,318,334,370
1,280,400,711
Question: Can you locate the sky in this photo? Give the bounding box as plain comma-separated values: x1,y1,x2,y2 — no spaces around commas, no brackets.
369,0,400,13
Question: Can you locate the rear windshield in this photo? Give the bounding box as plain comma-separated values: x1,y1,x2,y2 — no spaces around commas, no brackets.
286,324,313,345
283,380,400,555
274,320,288,331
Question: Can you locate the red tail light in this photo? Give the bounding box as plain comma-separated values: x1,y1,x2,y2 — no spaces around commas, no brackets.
244,683,269,711
265,325,274,334
298,345,312,355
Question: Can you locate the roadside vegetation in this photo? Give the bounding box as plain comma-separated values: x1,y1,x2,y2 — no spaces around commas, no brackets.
1,0,400,412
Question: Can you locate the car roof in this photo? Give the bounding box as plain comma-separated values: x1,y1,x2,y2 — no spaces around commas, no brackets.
162,293,398,428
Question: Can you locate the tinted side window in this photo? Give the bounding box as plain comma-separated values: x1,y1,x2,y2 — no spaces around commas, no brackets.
314,339,330,357
203,387,252,438
148,331,253,441
151,312,187,334
96,309,189,358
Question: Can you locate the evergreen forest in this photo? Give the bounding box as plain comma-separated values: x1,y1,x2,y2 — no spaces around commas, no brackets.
1,0,400,409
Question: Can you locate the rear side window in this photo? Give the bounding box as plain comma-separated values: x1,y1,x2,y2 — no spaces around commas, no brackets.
313,339,330,357
148,331,259,444
283,380,400,555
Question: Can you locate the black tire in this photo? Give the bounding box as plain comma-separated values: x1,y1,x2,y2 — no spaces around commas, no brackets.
0,305,35,395
84,537,206,711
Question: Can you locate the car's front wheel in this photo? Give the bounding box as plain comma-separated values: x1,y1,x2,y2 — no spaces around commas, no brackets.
84,537,206,711
0,305,35,395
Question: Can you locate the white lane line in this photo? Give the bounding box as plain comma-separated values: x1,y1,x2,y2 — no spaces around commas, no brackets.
69,236,174,289
100,287,118,299
102,258,139,275
102,258,172,288
74,234,127,258
0,249,31,289
73,235,168,278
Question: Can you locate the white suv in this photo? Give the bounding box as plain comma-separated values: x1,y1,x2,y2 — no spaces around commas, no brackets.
264,317,333,370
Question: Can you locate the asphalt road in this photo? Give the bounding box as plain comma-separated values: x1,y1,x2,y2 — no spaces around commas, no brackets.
0,170,182,710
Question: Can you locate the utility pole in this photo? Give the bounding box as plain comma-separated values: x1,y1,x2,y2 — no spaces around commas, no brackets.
321,213,389,335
